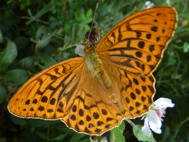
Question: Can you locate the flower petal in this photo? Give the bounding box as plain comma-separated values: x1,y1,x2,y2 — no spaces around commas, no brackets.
142,117,152,137
149,123,162,134
75,44,85,57
154,97,175,109
148,110,162,134
145,1,154,8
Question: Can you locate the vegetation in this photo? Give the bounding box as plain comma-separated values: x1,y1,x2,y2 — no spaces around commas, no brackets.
0,0,189,141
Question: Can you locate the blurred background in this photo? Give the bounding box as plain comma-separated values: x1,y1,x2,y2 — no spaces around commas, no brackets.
0,0,189,141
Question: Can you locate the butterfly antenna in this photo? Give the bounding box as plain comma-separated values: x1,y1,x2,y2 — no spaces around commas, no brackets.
48,33,77,43
87,3,99,42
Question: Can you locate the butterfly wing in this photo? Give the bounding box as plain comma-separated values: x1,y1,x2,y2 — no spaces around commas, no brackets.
60,53,155,135
99,56,155,118
91,6,177,124
96,6,177,76
60,63,124,135
8,57,85,119
8,56,124,135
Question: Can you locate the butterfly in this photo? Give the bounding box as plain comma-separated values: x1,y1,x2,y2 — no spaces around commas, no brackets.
8,6,177,135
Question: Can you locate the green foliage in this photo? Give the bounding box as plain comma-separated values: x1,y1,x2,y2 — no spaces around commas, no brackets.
3,69,29,86
133,125,155,142
0,0,189,142
0,84,7,100
0,30,3,43
0,39,17,67
111,121,125,142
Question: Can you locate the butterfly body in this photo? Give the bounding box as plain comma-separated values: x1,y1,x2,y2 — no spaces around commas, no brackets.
84,43,113,95
85,43,102,76
8,6,177,135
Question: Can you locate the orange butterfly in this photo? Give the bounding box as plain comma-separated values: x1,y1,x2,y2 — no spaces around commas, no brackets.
8,6,177,135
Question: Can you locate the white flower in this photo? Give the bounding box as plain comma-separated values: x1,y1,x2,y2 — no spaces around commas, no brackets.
145,1,154,8
142,97,175,137
75,44,85,57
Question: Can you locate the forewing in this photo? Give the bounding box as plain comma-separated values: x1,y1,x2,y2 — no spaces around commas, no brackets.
96,6,177,76
8,57,85,119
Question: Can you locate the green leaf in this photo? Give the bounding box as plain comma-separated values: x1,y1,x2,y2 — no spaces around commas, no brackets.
133,125,156,142
75,10,82,22
0,84,7,100
4,69,29,86
35,26,51,49
80,13,86,21
0,30,3,43
0,138,7,142
70,134,86,142
85,17,93,24
0,39,17,67
52,134,67,140
85,9,93,24
111,121,125,142
183,42,189,53
36,51,57,70
19,56,34,69
86,9,92,18
9,114,27,126
26,3,51,24
36,132,48,140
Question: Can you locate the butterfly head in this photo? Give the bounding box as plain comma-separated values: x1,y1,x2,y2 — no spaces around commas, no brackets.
75,28,100,57
85,28,100,45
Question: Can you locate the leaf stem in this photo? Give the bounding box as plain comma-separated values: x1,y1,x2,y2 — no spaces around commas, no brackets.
125,118,135,126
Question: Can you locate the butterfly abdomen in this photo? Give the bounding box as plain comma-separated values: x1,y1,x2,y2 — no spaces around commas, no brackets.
85,44,113,92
